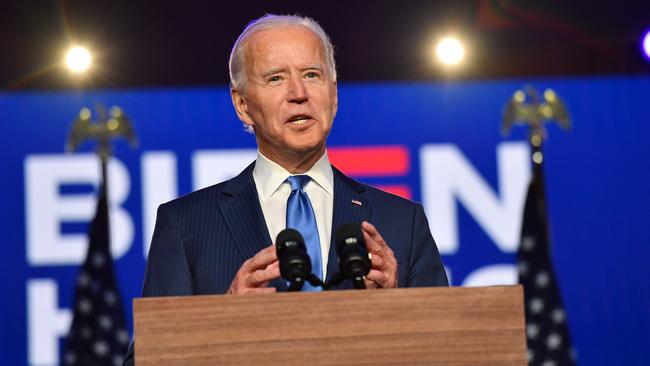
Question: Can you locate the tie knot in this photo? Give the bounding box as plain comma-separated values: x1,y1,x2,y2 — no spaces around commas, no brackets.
287,175,311,191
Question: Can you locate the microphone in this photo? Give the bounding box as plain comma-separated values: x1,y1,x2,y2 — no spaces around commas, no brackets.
335,223,372,289
275,229,322,291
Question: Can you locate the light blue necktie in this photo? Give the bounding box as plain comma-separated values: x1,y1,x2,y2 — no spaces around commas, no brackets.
286,175,322,291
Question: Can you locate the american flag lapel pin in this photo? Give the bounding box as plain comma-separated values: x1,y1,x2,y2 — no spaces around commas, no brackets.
351,199,362,206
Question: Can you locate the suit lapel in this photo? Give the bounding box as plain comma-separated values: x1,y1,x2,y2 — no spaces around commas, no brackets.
326,167,371,288
219,162,287,290
219,162,271,258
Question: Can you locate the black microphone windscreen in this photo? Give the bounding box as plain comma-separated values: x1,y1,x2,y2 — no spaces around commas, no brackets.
335,223,365,255
276,228,305,255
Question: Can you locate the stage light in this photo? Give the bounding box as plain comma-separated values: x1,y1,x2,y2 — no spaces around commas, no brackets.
65,46,92,73
435,37,465,66
643,30,650,61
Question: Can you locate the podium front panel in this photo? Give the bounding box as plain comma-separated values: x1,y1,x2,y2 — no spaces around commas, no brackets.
134,285,526,365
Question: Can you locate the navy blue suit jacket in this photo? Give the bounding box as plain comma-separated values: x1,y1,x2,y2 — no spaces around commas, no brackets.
123,163,447,364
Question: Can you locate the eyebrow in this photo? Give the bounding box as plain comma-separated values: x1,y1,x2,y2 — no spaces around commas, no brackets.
261,65,324,78
262,68,286,78
302,65,324,72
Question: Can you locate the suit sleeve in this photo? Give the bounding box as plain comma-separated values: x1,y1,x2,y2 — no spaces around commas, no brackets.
123,203,194,365
407,203,449,287
141,203,194,296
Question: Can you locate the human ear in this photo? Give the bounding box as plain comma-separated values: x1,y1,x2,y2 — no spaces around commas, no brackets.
230,88,255,128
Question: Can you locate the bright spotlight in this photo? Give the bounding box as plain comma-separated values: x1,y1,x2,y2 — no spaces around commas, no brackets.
643,30,650,61
436,37,465,66
65,46,92,73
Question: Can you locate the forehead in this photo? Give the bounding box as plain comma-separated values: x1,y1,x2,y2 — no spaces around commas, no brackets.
244,26,325,70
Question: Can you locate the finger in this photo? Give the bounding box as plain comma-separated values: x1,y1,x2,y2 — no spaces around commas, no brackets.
247,261,281,287
363,222,388,250
248,245,278,271
364,277,379,289
361,221,389,252
366,269,388,285
362,230,381,254
369,252,387,270
363,231,396,269
257,261,281,288
265,261,280,270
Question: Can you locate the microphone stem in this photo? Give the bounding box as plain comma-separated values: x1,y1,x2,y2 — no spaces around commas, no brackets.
288,278,304,292
353,276,366,289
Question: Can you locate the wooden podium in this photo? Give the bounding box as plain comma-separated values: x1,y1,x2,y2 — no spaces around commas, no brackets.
134,285,527,365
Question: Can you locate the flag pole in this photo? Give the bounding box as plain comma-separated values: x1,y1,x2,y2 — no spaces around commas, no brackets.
62,104,137,366
502,86,576,365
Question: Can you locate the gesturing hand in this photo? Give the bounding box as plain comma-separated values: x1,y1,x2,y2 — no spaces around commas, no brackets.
227,245,281,295
361,221,398,289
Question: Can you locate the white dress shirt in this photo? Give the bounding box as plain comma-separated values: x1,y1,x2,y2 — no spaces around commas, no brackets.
252,150,334,279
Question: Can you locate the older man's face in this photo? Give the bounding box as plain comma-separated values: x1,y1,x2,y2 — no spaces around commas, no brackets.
232,26,338,167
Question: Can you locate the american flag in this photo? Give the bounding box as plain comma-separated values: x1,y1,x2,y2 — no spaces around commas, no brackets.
518,161,577,366
61,169,130,366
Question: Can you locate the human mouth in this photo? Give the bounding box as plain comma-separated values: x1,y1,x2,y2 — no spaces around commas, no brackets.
287,114,314,125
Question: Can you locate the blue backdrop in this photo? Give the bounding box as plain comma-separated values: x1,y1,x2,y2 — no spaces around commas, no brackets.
1,77,649,365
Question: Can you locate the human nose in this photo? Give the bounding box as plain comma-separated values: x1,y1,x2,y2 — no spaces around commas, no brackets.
287,77,308,103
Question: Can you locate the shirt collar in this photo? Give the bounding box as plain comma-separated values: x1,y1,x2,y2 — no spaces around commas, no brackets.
253,150,334,201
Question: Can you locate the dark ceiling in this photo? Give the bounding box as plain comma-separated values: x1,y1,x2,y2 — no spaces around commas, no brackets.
2,0,649,90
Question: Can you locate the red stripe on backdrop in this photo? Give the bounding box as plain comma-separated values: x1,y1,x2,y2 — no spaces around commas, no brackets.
328,146,409,176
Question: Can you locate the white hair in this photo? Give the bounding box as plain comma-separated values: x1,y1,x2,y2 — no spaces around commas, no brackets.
228,14,337,94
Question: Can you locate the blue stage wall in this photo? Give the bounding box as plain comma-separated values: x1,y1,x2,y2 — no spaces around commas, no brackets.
1,77,649,365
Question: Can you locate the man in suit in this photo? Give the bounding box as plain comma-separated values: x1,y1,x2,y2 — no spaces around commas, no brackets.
124,13,447,364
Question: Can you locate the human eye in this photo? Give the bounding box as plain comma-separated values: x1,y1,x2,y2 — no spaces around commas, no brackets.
304,71,321,79
267,74,284,84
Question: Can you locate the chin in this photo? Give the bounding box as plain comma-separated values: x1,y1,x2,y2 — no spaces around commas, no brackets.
289,144,321,154
288,139,326,155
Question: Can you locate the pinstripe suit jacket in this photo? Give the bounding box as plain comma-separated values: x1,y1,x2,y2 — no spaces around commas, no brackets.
123,162,447,365
141,162,448,296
